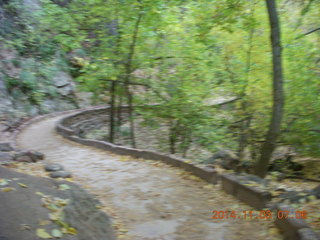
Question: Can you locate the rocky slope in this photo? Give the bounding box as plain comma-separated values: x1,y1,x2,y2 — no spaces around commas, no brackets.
0,0,90,130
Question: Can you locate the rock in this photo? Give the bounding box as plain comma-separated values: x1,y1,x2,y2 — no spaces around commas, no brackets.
238,174,269,186
208,149,239,170
237,160,255,174
0,152,14,162
14,151,44,163
14,152,33,163
52,71,75,96
269,157,303,175
44,163,64,172
0,72,13,113
52,71,73,88
50,171,72,178
298,228,320,240
272,146,296,161
0,166,116,240
0,142,14,152
270,171,287,181
204,149,239,170
28,151,45,161
279,191,310,204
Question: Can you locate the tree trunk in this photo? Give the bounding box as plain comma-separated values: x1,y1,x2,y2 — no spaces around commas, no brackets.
255,0,284,178
122,8,143,148
169,121,177,154
238,2,255,160
109,80,116,143
117,91,123,129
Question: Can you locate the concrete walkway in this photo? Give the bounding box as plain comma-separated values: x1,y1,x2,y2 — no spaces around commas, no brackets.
17,114,278,240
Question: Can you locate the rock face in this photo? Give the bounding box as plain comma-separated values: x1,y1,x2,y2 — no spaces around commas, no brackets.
0,73,13,113
0,166,116,240
52,71,76,96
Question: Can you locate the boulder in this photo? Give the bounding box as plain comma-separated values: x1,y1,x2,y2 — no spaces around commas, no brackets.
29,151,45,161
204,149,239,170
0,142,14,152
44,163,64,172
0,152,14,162
14,151,45,163
14,152,33,162
0,166,115,240
50,170,72,178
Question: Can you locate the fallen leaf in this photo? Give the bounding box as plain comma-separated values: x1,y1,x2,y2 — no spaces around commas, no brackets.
51,229,63,238
36,192,45,197
20,224,31,231
65,227,77,235
17,182,28,188
58,184,70,191
36,228,52,239
1,187,15,192
49,211,61,221
39,220,51,226
0,179,8,186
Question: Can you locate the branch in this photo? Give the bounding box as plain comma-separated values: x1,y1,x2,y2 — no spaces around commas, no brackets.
303,27,320,36
100,79,169,102
295,27,320,39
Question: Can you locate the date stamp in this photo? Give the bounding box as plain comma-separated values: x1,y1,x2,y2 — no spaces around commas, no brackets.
211,210,308,220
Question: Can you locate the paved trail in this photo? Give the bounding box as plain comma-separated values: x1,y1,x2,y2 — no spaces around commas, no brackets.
17,114,278,240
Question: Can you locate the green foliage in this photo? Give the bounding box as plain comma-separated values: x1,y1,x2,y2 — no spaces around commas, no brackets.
4,0,319,158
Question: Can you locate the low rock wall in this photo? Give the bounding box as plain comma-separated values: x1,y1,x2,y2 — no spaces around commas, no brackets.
56,106,219,185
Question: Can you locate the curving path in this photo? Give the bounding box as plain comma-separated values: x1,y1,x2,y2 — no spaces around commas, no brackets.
17,113,278,240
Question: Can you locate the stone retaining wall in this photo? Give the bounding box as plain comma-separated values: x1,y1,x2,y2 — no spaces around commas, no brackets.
220,174,272,210
275,204,319,240
56,106,219,185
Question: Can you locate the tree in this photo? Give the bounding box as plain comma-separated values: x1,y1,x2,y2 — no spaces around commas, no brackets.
255,0,284,178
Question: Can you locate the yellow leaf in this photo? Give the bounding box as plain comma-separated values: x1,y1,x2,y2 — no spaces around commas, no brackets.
39,220,51,226
66,227,77,235
268,227,279,236
58,184,70,191
204,184,214,190
36,228,52,239
36,192,45,197
1,187,15,192
189,176,201,181
17,182,28,188
0,179,8,186
49,210,62,221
